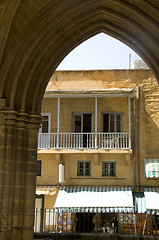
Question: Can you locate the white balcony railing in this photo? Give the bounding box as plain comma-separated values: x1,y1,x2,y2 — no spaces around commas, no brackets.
38,132,131,150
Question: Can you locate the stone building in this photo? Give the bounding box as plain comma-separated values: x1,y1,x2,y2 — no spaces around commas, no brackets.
1,1,159,239
35,69,159,233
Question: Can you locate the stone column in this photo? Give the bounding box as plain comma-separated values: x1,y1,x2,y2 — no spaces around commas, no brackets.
11,113,28,240
0,100,14,240
22,115,41,240
0,101,41,240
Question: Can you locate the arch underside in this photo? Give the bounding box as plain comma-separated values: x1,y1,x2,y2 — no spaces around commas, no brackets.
0,0,159,114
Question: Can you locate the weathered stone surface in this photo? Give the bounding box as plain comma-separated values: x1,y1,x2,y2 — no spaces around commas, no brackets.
0,1,159,240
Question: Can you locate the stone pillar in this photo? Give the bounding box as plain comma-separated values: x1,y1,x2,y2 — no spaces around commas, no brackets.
11,113,28,240
0,101,41,240
22,115,41,240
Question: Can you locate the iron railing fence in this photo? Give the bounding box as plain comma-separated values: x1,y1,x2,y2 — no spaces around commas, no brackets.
34,209,159,235
38,132,130,149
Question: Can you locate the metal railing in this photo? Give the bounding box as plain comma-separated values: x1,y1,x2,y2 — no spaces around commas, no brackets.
34,209,159,235
38,132,130,150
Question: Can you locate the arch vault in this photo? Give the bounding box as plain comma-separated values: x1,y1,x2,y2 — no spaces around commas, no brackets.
0,1,159,239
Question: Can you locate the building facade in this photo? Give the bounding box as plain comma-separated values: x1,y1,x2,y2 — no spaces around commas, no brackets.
35,70,159,234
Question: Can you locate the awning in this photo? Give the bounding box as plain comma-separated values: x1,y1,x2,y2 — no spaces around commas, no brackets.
133,192,146,213
36,186,57,195
145,159,159,178
134,188,159,214
144,187,159,214
54,186,134,213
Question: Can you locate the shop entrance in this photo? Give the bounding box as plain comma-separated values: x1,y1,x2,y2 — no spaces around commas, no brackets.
76,213,94,233
75,212,119,233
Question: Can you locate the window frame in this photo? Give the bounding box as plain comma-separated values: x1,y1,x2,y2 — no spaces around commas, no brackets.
37,160,42,176
72,112,93,133
101,112,123,133
144,159,159,178
77,160,91,176
102,161,116,177
35,195,45,232
39,113,51,134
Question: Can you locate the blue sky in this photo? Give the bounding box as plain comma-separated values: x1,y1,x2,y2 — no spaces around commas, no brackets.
57,33,141,70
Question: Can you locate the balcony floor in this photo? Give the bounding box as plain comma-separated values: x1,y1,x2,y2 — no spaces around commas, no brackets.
38,148,132,154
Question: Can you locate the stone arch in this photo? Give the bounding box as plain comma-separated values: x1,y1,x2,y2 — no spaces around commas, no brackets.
0,1,159,239
0,0,159,115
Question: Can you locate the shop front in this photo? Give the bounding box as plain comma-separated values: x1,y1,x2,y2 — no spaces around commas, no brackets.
134,187,159,235
54,186,134,233
34,186,159,235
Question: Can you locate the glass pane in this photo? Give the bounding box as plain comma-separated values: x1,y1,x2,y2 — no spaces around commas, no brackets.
117,115,121,121
83,114,92,133
110,163,115,176
102,162,105,176
103,114,109,132
77,161,80,176
80,162,84,168
110,115,115,132
85,162,91,176
103,162,108,176
75,115,82,132
116,114,121,132
37,161,41,176
42,116,49,133
79,162,84,176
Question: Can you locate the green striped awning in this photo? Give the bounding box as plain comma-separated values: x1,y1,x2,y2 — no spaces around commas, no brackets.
54,186,134,213
134,188,159,214
145,159,159,178
144,187,159,214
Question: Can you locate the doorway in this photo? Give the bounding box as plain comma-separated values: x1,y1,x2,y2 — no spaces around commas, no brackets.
76,213,94,233
72,113,93,148
34,196,44,232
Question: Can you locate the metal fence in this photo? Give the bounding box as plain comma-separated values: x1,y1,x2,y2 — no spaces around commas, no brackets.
34,209,159,235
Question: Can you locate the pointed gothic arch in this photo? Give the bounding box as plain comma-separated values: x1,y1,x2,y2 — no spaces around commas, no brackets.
0,1,159,239
0,0,159,114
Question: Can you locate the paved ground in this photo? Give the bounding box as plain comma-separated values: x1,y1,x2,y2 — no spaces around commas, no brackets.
34,233,159,240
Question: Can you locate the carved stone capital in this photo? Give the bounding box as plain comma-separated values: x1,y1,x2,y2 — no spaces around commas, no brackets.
5,111,17,127
1,110,42,129
16,113,28,129
27,114,41,131
0,99,6,110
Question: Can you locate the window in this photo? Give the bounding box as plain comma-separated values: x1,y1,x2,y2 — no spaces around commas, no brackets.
145,159,159,178
72,113,93,148
39,113,51,133
77,161,91,176
72,113,93,133
102,161,116,177
102,113,123,132
37,160,42,176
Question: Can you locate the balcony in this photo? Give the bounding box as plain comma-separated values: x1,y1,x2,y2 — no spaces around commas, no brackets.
38,132,131,150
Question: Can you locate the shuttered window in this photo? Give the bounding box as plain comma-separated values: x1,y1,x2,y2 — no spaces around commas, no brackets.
145,159,159,178
102,161,116,177
77,161,91,176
